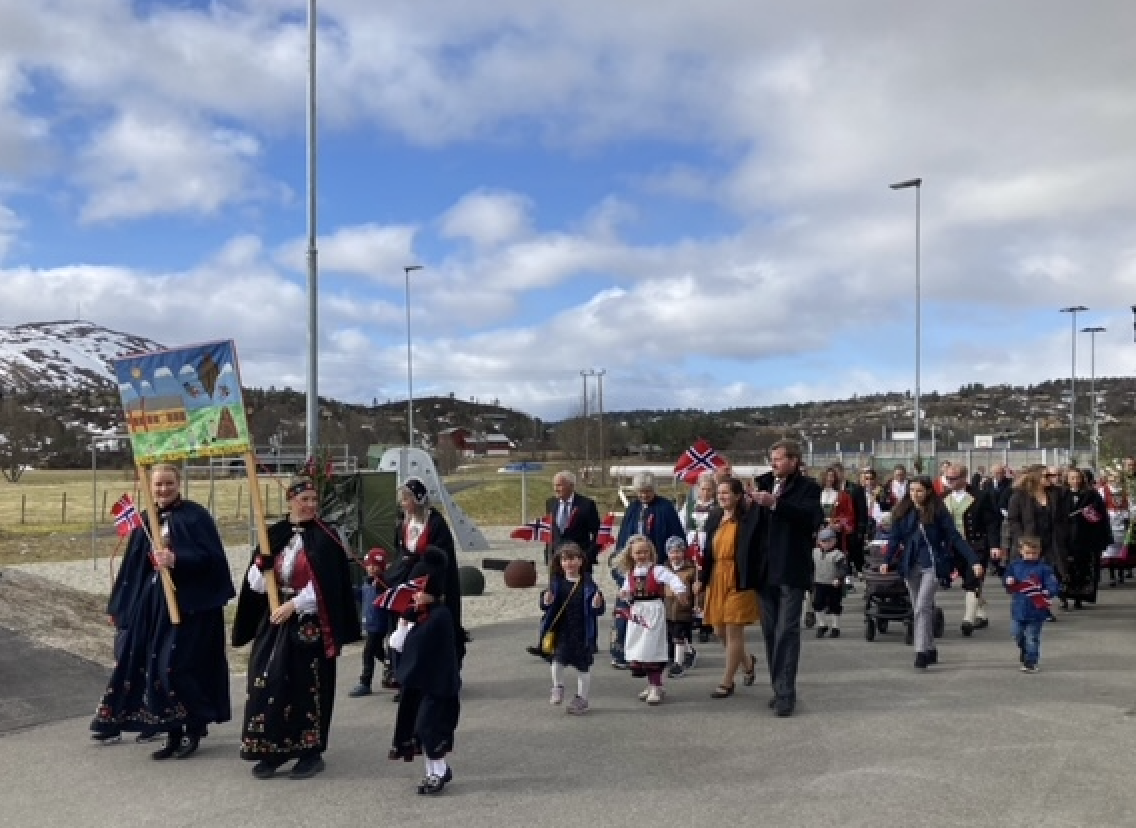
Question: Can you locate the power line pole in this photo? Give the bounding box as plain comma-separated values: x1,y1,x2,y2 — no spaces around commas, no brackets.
596,370,606,485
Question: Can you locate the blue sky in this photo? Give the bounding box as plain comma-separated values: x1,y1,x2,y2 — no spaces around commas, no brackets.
2,1,1135,419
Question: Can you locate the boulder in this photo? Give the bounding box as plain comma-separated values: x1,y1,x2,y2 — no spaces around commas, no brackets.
458,565,486,596
503,559,538,589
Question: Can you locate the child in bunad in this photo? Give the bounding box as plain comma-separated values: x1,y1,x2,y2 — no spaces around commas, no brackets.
812,528,848,639
618,534,690,705
350,548,390,697
539,542,606,715
663,536,698,678
389,547,461,795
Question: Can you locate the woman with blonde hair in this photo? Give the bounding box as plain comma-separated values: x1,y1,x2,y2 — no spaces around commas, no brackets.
1004,465,1070,586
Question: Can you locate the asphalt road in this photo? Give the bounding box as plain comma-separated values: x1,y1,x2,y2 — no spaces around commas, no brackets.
3,581,1136,828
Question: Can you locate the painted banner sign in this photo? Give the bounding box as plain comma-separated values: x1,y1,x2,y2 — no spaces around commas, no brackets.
113,340,251,463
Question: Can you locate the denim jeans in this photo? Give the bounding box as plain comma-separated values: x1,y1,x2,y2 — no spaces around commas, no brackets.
1012,619,1043,666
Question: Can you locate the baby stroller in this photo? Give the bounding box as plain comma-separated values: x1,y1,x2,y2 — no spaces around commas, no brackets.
862,566,945,644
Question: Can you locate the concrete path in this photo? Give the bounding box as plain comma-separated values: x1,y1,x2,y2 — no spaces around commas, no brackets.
4,583,1136,828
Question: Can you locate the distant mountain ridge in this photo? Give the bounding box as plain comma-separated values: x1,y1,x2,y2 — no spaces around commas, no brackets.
0,321,165,392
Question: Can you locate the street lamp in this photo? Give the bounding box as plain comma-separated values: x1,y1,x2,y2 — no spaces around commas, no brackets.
304,0,320,461
404,264,424,447
1081,326,1106,471
1059,305,1088,458
890,177,922,464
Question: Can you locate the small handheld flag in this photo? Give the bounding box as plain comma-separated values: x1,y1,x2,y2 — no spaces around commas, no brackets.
111,494,145,538
374,576,429,615
597,513,616,549
1009,576,1051,610
510,515,553,543
673,439,727,485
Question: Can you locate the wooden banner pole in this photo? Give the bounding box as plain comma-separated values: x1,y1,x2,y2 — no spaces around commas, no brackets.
245,451,280,612
135,464,182,625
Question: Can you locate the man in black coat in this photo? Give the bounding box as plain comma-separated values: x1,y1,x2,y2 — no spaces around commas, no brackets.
545,470,601,567
752,440,823,718
982,464,1013,575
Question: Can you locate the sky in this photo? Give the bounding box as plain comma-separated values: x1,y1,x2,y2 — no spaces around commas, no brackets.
2,0,1136,419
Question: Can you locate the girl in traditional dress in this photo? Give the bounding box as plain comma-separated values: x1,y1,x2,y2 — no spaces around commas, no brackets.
1100,470,1130,586
539,542,605,714
90,464,235,760
693,477,762,698
616,535,689,705
680,472,717,644
232,476,361,780
388,547,462,795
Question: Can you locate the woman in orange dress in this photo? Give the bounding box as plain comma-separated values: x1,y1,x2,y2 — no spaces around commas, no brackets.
693,477,763,698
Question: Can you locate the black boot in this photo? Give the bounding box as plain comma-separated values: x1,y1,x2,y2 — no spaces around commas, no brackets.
151,727,183,761
174,724,202,759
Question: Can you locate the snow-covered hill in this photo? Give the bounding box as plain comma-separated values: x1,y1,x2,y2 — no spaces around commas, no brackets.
0,321,165,391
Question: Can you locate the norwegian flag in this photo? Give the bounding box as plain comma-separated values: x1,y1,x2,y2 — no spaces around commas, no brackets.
110,494,145,538
614,606,651,628
374,576,429,615
597,512,617,549
510,515,553,543
673,439,727,484
1010,576,1051,610
687,541,703,567
1080,504,1103,523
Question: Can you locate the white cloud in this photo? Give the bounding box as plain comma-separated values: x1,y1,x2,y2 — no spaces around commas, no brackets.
439,190,531,250
78,110,263,223
276,224,419,282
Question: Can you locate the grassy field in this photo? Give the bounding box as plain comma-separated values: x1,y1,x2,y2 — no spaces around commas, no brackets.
0,463,691,566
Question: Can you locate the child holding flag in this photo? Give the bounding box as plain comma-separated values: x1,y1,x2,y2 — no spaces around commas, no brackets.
1004,536,1059,673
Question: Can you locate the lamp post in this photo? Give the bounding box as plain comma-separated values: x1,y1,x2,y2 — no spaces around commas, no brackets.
404,264,424,448
890,177,922,464
304,0,320,460
1059,305,1088,459
1081,326,1106,472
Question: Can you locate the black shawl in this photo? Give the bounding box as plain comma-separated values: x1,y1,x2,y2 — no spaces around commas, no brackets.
231,518,362,654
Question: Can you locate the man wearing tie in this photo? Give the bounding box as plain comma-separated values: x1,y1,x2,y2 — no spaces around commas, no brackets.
752,440,823,718
545,471,602,567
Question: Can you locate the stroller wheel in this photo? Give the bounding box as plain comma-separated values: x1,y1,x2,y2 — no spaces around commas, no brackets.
804,610,816,629
877,620,889,634
904,622,914,647
933,608,945,638
864,619,876,641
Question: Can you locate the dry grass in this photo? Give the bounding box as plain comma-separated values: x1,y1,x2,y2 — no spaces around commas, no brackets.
0,469,292,529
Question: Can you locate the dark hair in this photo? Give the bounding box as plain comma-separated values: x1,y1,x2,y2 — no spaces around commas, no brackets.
770,439,801,460
717,476,748,516
551,542,592,575
890,475,942,525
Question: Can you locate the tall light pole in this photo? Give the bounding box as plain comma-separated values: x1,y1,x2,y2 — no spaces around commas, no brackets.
1060,305,1088,458
596,369,606,485
404,265,424,447
890,177,922,465
304,0,320,460
580,370,591,477
1082,325,1106,471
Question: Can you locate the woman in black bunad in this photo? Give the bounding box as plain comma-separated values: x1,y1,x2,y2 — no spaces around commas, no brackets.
1063,467,1111,610
385,478,465,666
90,464,235,760
388,546,462,795
232,476,361,780
90,464,235,759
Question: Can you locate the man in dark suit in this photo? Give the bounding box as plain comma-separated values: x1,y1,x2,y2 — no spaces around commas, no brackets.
545,470,601,567
752,440,823,718
982,464,1013,575
526,470,601,659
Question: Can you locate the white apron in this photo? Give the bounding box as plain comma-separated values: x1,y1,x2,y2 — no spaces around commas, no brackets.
623,599,669,664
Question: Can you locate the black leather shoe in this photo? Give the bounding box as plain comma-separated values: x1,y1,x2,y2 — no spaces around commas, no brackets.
417,766,453,795
252,758,286,780
914,652,929,669
525,646,545,658
829,629,841,639
960,621,974,637
927,649,938,665
975,617,989,629
173,731,200,760
774,698,795,717
151,728,183,761
290,754,325,779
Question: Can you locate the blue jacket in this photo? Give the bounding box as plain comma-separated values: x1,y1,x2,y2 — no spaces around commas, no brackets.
615,495,685,564
885,507,977,580
361,577,388,635
1004,559,1059,623
539,575,605,652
